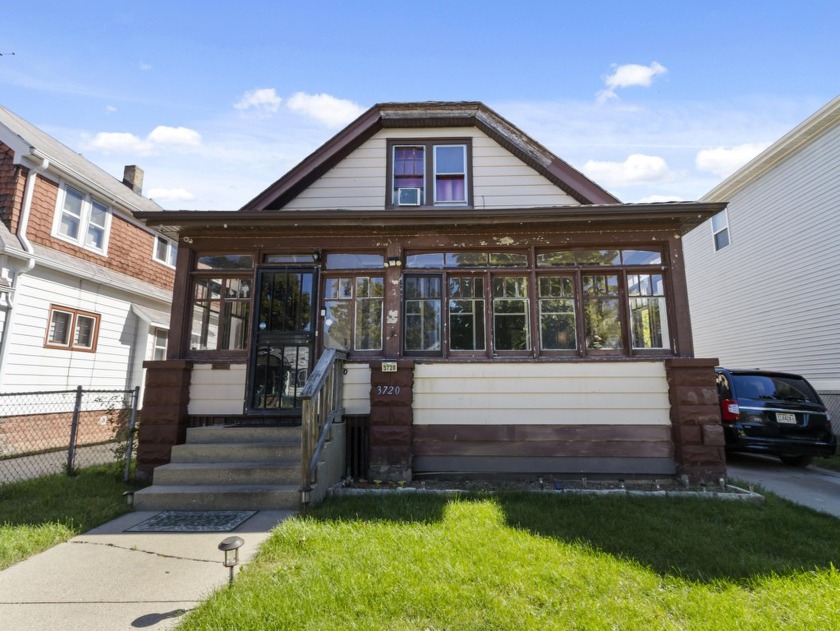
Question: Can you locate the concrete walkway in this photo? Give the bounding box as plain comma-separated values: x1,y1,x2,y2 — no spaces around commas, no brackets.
727,454,840,519
0,510,294,631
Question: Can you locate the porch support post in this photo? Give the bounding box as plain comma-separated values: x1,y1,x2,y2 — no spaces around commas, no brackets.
136,359,192,480
665,358,726,484
368,360,414,481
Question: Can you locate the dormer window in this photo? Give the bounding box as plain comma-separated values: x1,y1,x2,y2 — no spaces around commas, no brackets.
388,139,472,208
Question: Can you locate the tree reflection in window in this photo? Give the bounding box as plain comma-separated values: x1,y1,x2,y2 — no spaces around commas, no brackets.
628,273,669,349
583,274,621,350
492,277,530,351
539,276,576,350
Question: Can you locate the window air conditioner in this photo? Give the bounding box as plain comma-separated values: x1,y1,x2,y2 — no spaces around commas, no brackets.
397,187,421,206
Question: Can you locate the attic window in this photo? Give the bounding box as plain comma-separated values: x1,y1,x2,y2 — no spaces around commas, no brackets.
388,139,472,208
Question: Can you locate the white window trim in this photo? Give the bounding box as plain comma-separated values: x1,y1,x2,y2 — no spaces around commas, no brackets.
52,182,112,255
710,210,731,251
153,234,178,267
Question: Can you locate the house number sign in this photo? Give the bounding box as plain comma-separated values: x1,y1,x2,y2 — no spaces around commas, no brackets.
381,361,398,372
376,385,401,396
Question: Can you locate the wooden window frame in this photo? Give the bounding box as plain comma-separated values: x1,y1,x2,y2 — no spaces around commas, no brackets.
322,273,385,355
44,305,101,352
386,138,473,209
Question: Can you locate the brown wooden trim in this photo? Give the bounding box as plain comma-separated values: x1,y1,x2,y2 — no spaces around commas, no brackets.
43,304,101,353
666,235,693,356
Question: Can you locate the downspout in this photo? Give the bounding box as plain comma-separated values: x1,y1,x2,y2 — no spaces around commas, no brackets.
0,156,45,387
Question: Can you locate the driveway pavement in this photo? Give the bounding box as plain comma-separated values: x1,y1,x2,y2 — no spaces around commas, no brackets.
0,510,293,631
726,453,840,518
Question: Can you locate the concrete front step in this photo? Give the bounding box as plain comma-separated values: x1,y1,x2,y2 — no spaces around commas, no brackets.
133,484,300,511
170,441,299,463
152,461,299,486
185,425,300,444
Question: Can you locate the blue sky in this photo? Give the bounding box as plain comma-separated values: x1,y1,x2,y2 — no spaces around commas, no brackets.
2,1,839,210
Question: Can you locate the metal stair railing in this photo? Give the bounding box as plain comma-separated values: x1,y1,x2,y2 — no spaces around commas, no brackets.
299,348,346,508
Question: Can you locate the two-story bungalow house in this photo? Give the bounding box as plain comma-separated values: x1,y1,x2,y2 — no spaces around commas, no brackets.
0,105,175,402
134,102,727,509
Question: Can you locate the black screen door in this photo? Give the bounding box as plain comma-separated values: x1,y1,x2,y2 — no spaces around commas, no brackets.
247,268,317,413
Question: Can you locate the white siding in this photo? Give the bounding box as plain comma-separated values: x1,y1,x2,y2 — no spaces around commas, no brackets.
188,364,247,415
684,121,840,389
281,127,579,211
413,362,670,425
343,363,371,414
0,267,169,393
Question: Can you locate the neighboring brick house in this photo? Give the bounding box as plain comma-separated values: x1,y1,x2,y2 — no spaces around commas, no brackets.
0,105,175,399
134,101,728,498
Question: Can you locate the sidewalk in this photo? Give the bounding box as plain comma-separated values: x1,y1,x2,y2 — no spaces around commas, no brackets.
0,510,294,631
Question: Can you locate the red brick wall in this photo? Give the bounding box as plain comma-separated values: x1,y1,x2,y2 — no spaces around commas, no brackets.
22,174,175,290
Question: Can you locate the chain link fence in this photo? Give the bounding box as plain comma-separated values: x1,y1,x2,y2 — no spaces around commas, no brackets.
0,386,139,485
820,392,840,436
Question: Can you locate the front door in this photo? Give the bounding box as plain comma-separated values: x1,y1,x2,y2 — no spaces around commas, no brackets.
247,267,317,414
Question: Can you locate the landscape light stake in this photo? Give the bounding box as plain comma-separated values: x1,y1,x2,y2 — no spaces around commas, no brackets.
218,536,244,585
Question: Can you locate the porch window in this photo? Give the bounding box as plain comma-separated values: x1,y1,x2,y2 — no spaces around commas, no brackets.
448,277,485,351
323,276,384,352
388,139,472,207
538,276,576,350
45,305,100,352
492,276,530,351
628,273,668,349
190,277,251,351
583,274,622,350
404,276,442,353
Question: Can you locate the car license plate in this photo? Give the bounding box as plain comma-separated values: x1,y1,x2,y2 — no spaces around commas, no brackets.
776,413,797,424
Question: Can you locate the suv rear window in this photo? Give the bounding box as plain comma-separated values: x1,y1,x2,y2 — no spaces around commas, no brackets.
731,374,820,403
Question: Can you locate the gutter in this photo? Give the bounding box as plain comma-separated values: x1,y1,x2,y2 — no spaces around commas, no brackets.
0,153,45,387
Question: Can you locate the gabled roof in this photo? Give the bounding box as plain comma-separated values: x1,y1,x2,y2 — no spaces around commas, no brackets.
702,94,840,202
0,105,162,215
243,101,621,210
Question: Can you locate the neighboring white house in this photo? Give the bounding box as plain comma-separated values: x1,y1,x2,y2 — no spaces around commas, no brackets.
684,94,840,425
0,105,175,398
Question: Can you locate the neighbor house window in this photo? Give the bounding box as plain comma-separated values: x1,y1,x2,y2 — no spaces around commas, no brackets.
152,328,168,360
323,276,384,352
711,210,730,251
45,305,100,351
388,140,471,207
153,235,178,266
54,184,112,254
190,255,254,352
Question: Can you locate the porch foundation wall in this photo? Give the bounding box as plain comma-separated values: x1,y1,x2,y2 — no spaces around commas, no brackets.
665,357,726,484
136,360,192,480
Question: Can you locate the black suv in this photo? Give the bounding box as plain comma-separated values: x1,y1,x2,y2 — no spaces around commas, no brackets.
716,367,837,466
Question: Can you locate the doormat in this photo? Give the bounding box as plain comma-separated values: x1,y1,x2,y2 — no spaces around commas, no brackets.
126,510,257,533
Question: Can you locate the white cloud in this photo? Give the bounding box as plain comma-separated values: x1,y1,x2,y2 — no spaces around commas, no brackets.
105,105,117,114
695,142,770,178
235,88,282,114
87,125,202,156
139,62,152,71
89,132,149,154
148,187,195,202
597,62,667,103
286,92,366,128
147,125,202,147
583,154,674,187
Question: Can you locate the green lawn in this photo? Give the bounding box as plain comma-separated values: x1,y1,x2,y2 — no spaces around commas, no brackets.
179,492,840,630
0,464,140,570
